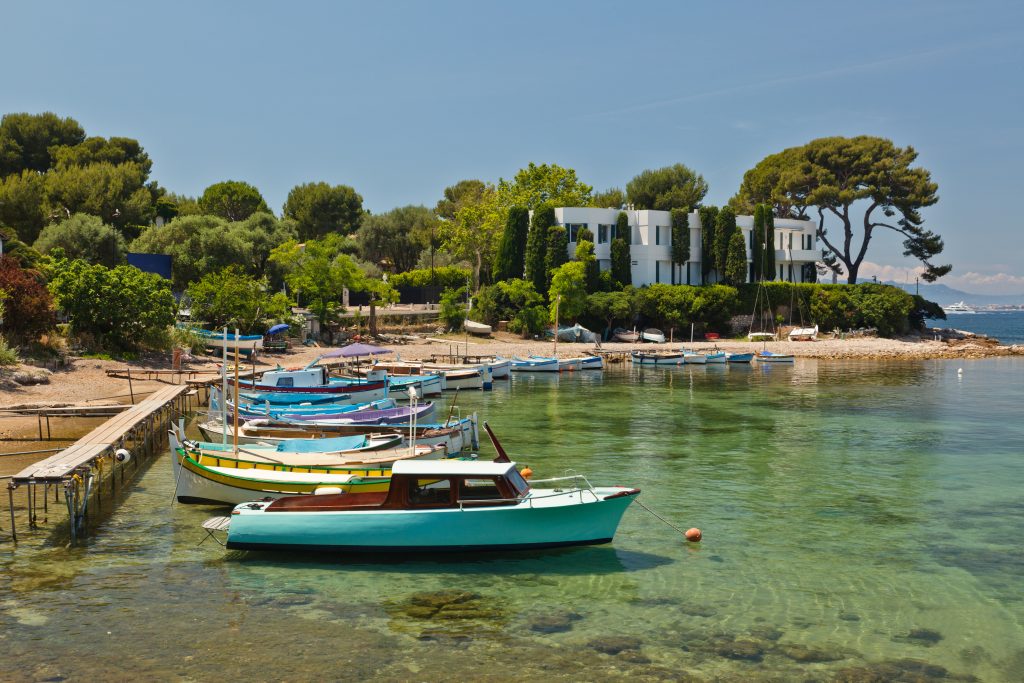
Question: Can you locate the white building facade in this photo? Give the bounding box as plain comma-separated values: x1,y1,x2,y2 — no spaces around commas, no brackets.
553,207,819,286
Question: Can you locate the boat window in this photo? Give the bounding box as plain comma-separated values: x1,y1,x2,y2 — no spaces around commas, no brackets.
458,477,504,500
276,377,294,387
505,470,530,497
409,478,452,506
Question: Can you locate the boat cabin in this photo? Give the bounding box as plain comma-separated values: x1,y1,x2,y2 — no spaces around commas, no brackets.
254,366,386,389
259,460,530,513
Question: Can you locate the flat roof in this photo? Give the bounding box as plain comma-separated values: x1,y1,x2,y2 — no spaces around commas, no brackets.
392,459,516,477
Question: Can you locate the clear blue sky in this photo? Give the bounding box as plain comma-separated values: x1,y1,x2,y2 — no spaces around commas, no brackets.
4,1,1023,293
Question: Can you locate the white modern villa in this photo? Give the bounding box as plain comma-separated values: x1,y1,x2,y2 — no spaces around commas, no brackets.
551,207,819,286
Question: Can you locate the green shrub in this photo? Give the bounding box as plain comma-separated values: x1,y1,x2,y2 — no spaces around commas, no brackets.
0,334,19,366
510,305,548,337
636,283,738,333
472,279,543,325
439,286,468,330
389,266,470,290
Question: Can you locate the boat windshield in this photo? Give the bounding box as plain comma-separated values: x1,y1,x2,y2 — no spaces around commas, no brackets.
505,469,531,497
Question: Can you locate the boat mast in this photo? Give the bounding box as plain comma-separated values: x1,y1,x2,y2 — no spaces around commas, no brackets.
221,327,228,445
233,329,240,454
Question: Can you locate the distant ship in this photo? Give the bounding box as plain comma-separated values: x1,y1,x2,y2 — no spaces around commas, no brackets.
943,301,976,314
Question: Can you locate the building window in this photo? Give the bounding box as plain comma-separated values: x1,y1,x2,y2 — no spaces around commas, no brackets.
788,232,793,249
597,224,609,244
655,261,660,282
779,264,784,280
749,230,754,249
565,223,586,243
788,263,793,282
654,226,669,246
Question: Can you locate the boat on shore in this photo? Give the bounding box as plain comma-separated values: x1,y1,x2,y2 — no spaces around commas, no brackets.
464,320,492,336
209,458,641,552
612,328,640,343
641,328,666,343
788,324,819,341
195,328,264,356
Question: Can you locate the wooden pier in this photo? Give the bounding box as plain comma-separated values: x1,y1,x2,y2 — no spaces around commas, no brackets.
4,384,190,543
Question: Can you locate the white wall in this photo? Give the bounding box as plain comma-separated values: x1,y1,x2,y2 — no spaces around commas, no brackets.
547,207,819,286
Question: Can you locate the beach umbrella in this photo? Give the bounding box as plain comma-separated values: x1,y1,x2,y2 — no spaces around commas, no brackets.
267,323,289,335
323,342,393,358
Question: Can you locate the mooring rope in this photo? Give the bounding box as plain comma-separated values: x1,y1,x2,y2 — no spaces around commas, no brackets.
634,499,689,538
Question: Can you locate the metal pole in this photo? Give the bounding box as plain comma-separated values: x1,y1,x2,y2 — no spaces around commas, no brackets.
221,327,228,445
8,484,17,542
233,331,240,454
126,366,135,405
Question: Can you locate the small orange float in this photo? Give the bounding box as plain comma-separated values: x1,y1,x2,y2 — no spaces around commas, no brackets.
685,528,702,542
520,466,533,479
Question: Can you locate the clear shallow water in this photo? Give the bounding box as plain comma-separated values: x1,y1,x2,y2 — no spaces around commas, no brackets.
2,359,1023,681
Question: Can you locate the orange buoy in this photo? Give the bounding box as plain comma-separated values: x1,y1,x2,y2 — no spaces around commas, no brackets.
685,528,702,542
520,466,533,479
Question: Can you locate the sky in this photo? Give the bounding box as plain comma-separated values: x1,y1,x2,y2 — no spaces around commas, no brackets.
3,1,1023,294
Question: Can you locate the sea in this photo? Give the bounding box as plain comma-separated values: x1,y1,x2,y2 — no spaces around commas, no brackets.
940,309,1024,345
2,359,1023,681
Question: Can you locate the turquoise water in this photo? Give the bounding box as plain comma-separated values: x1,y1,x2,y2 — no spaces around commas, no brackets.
2,359,1023,681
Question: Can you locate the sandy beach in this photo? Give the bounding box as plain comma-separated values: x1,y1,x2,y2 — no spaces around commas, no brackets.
2,329,1021,413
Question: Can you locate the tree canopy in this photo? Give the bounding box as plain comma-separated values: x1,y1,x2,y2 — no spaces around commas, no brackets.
733,136,948,283
495,163,593,210
186,265,291,334
357,205,435,273
0,112,85,176
0,255,55,342
725,229,748,285
130,214,248,290
436,186,501,290
670,208,690,273
591,187,626,209
34,213,126,267
548,261,588,323
525,204,554,295
270,235,369,330
626,164,708,211
435,179,487,221
283,181,363,240
198,180,270,221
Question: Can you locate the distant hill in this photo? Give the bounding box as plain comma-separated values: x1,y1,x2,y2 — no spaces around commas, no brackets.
882,281,1024,306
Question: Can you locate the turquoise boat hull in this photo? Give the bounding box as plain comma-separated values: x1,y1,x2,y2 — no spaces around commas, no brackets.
225,487,639,552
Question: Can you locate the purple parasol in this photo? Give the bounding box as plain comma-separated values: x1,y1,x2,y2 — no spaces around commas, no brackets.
323,342,394,358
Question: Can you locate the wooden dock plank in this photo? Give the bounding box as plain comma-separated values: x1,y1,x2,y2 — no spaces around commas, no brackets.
11,385,188,483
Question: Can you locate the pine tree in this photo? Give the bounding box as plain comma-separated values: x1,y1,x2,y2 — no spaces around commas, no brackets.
525,204,554,294
494,206,529,281
714,206,736,277
752,204,765,282
763,205,776,280
698,206,718,283
725,229,748,285
545,225,569,291
610,238,631,286
670,207,690,284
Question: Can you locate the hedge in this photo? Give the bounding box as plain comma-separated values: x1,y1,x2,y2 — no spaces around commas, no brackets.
388,266,470,290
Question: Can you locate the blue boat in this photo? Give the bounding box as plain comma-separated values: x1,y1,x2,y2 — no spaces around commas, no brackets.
726,352,754,363
214,459,641,553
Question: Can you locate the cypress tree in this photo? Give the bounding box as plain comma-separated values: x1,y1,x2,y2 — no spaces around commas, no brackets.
494,206,529,281
526,204,554,294
714,206,736,278
698,206,718,283
725,229,748,285
576,240,600,293
763,205,776,280
752,204,765,282
616,211,630,245
670,207,690,284
577,226,594,244
610,238,631,286
545,225,569,291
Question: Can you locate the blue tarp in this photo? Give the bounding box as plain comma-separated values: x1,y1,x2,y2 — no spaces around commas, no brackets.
127,253,172,281
267,323,289,335
275,435,367,453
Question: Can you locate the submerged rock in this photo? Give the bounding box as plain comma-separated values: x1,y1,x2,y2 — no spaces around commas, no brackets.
712,637,765,662
748,626,784,642
778,642,849,663
831,658,977,682
527,610,581,634
588,635,642,655
892,628,944,646
678,603,718,617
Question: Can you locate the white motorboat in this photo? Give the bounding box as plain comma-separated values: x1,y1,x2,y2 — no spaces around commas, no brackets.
943,301,975,314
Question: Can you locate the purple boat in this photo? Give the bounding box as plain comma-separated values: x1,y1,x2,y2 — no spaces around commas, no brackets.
277,402,436,425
